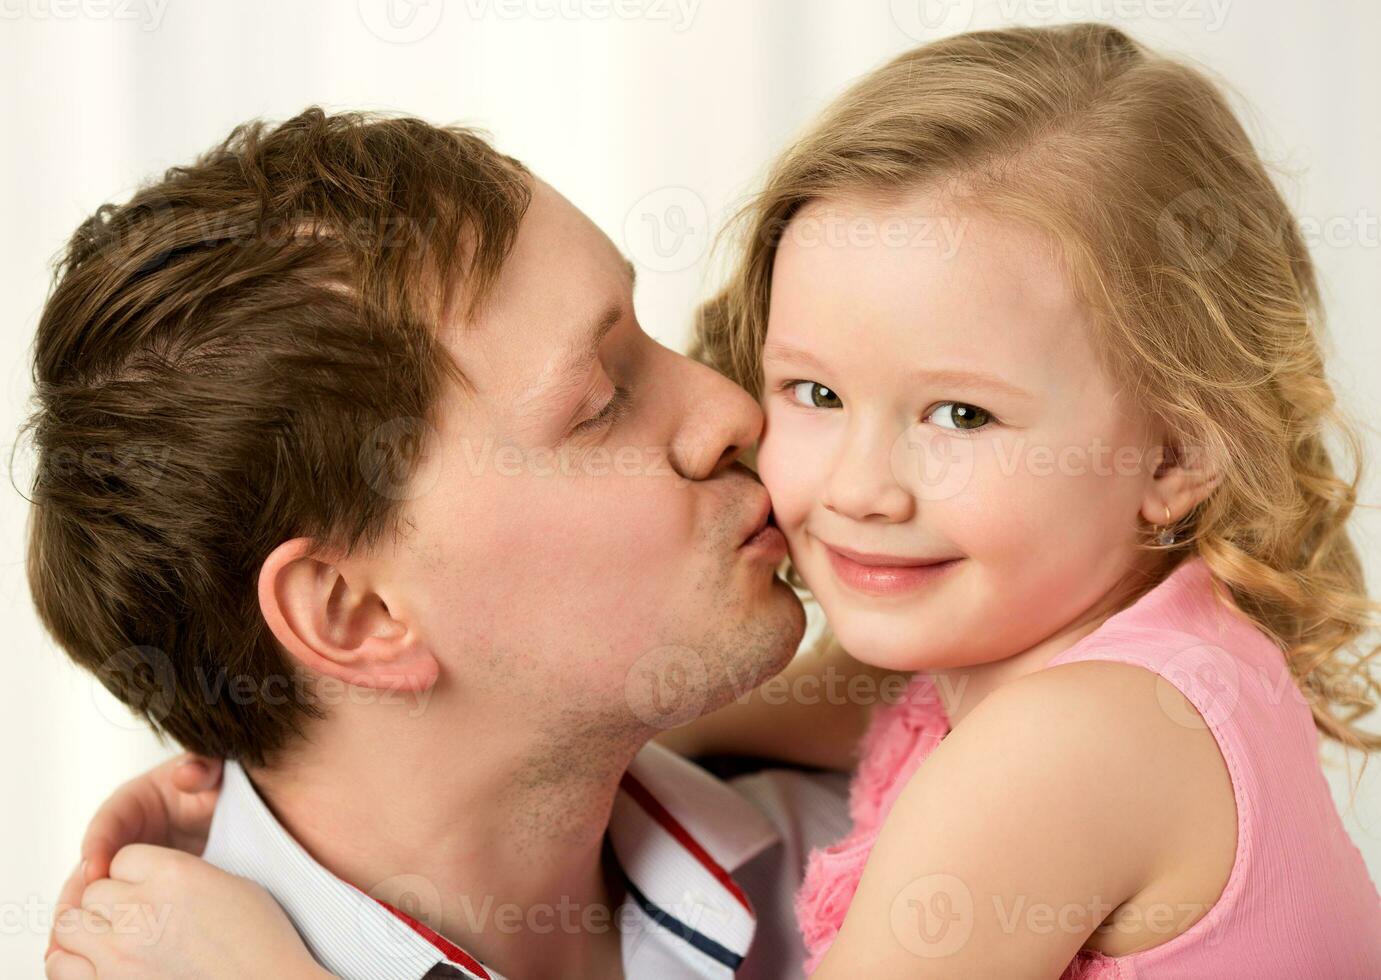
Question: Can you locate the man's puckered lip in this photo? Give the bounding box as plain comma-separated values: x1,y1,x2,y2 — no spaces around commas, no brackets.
738,487,775,546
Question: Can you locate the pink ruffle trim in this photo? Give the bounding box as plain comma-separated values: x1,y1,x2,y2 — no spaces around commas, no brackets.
793,672,951,972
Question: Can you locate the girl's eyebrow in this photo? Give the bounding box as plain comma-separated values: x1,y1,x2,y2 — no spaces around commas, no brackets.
904,366,1036,403
763,341,1036,403
762,341,840,376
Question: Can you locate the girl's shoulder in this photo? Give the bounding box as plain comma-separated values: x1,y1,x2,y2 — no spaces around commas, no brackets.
942,654,1236,874
813,658,1236,976
1009,659,1239,957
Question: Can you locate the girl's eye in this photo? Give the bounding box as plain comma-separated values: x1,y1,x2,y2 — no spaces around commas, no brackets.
787,380,843,409
927,401,992,431
572,385,632,434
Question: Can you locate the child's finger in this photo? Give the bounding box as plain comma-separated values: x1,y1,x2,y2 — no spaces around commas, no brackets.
170,754,223,795
49,906,113,969
78,877,140,918
46,860,86,959
79,787,151,883
107,842,193,885
44,949,96,980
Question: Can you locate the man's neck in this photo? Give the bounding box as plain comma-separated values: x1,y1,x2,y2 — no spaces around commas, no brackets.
250,703,643,979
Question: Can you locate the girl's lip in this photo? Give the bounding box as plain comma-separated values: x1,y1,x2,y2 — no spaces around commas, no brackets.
820,541,957,567
823,543,962,596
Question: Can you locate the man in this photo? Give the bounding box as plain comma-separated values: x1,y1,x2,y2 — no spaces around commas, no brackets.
35,107,862,979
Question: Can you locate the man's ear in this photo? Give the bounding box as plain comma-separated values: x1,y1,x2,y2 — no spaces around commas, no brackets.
1141,434,1221,526
257,538,438,693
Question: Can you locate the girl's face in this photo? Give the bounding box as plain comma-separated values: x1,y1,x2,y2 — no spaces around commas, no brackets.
758,190,1163,672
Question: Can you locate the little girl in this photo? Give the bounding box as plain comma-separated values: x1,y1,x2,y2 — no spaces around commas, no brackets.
54,22,1381,979
684,21,1381,977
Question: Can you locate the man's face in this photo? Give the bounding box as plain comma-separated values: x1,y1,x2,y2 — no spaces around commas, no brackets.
384,180,801,749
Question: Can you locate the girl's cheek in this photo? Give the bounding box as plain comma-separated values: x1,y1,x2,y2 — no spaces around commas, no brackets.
932,440,1048,558
955,432,1130,556
757,415,817,534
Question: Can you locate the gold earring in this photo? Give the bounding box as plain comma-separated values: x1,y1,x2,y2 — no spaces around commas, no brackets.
1156,503,1176,546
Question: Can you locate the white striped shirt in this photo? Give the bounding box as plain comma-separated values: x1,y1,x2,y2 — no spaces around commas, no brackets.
202,744,850,978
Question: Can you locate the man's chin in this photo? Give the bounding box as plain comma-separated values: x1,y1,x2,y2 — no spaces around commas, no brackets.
700,582,805,711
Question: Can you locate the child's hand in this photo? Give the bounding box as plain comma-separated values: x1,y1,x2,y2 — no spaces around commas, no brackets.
44,844,330,980
47,753,223,960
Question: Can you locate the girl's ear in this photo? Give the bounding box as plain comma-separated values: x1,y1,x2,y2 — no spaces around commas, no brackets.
1141,437,1221,526
256,538,439,693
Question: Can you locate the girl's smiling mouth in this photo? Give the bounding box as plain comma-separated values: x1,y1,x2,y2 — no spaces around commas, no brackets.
817,536,965,597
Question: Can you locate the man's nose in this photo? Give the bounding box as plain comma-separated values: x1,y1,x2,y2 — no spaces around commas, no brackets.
665,351,763,482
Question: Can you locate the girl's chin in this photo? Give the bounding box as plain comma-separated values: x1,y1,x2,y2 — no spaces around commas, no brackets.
824,616,948,673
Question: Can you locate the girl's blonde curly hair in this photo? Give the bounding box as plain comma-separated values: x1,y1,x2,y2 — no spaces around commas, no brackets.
691,22,1380,754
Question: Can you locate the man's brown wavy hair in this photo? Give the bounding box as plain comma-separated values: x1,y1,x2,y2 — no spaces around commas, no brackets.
693,23,1380,756
24,107,531,766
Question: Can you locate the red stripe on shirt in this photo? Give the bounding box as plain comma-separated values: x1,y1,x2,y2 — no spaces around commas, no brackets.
364,891,492,980
619,771,755,916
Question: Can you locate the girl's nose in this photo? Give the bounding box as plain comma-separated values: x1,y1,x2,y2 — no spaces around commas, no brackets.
820,423,915,523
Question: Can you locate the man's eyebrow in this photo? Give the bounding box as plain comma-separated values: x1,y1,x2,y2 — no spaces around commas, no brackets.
557,303,622,377
762,341,1036,402
558,259,636,374
530,259,638,411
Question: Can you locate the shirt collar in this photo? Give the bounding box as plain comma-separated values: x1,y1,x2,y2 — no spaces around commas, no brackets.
611,742,779,976
202,742,779,980
202,760,498,979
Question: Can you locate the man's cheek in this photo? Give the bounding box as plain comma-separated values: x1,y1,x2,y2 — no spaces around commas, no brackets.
569,481,695,576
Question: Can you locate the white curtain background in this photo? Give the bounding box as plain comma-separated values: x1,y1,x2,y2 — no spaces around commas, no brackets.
2,1,1377,971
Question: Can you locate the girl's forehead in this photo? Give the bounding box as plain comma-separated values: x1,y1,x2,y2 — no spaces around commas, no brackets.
770,197,1092,371
791,189,1069,283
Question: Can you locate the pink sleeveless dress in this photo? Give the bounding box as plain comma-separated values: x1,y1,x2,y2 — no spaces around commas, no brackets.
794,555,1381,977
